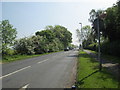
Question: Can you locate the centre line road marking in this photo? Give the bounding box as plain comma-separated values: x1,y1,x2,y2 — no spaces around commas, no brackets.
37,59,49,64
0,66,31,79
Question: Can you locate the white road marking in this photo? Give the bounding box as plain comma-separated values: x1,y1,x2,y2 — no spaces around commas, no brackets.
1,59,49,79
19,84,29,90
37,59,49,64
22,84,29,88
0,66,31,79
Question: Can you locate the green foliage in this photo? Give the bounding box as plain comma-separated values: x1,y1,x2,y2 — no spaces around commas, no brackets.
101,40,120,57
36,25,72,48
32,35,48,54
89,1,120,42
104,6,118,41
77,25,97,49
14,37,35,55
87,1,120,57
5,49,15,56
83,40,120,57
48,38,64,52
84,43,97,51
76,25,94,47
1,20,72,59
53,25,72,48
77,51,118,88
2,53,51,63
14,25,71,55
36,30,55,42
1,20,17,55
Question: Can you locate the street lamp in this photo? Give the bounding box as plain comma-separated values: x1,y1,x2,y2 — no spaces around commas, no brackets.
79,23,83,51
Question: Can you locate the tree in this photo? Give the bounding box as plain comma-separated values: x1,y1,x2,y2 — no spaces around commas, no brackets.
1,20,17,55
36,30,55,42
89,9,97,23
88,1,120,56
104,0,120,42
89,1,120,42
76,29,81,44
82,25,91,40
32,35,49,54
89,9,106,35
36,25,72,49
76,25,94,48
15,25,72,55
53,25,72,48
14,37,35,55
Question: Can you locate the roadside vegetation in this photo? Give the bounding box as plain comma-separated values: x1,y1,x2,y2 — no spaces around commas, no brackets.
76,1,120,88
87,49,120,63
1,51,62,63
76,1,120,58
76,51,118,88
0,20,74,63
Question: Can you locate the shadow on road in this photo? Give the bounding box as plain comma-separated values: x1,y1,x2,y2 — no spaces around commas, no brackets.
67,55,78,57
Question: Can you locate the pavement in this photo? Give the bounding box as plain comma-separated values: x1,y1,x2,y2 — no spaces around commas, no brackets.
1,50,78,88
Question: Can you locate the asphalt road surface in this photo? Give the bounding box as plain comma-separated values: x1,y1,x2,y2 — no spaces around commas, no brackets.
2,50,78,88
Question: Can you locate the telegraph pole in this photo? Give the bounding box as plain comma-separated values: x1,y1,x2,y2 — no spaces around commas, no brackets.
79,23,83,51
96,13,102,71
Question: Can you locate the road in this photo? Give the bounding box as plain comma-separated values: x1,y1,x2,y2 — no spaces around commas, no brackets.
2,50,78,88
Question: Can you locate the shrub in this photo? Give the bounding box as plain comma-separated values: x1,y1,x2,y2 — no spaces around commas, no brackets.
101,40,120,57
84,43,97,51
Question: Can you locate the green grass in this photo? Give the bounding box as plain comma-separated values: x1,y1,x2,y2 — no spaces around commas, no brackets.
76,51,118,88
1,51,62,63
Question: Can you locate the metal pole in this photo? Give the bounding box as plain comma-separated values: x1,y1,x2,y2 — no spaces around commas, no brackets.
97,14,102,71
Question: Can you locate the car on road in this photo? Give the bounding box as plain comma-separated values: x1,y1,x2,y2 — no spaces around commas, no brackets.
64,48,69,51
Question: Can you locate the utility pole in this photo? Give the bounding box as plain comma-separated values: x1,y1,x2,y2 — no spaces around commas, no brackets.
79,23,83,51
96,11,107,71
96,12,102,71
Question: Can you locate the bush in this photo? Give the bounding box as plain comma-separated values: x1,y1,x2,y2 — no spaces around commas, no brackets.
14,37,35,55
2,48,16,60
84,40,120,57
6,49,15,55
101,40,120,57
84,43,97,51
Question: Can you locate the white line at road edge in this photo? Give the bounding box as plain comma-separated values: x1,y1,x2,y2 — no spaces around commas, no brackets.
0,66,31,79
37,59,49,64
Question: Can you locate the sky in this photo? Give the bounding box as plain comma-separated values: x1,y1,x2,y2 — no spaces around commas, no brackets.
1,0,117,45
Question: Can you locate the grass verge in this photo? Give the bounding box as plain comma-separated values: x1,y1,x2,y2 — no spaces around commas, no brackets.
76,51,118,88
1,51,62,63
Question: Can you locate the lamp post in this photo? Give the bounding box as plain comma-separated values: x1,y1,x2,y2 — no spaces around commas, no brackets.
79,23,83,51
